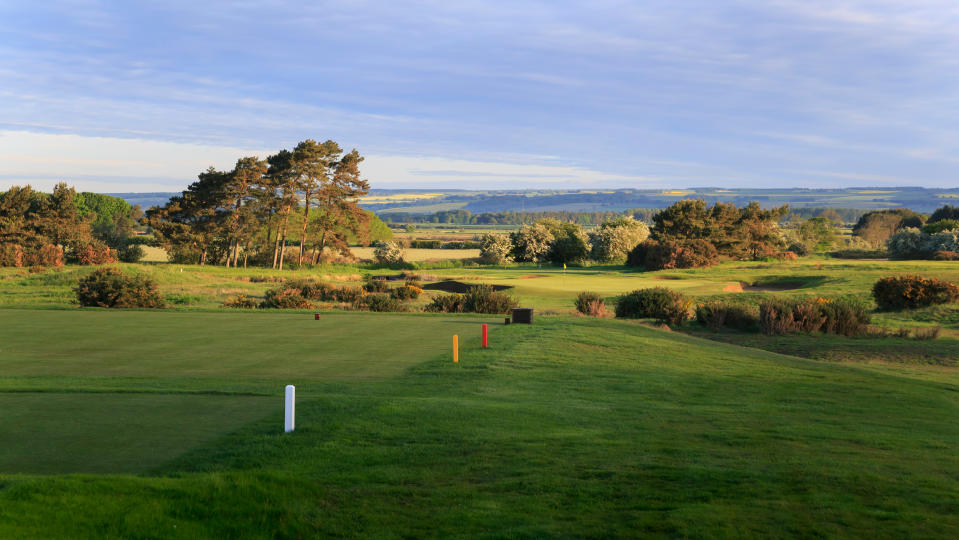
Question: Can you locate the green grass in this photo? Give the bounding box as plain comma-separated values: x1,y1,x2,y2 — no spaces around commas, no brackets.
1,312,957,537
0,393,274,474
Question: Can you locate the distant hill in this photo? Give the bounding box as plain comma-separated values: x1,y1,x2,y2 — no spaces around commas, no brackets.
360,187,959,214
106,193,177,209
105,187,959,214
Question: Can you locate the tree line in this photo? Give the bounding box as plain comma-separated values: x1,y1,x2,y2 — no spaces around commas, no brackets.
0,183,142,267
146,139,386,269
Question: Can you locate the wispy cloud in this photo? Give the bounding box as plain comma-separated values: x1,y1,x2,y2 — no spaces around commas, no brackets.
0,1,957,189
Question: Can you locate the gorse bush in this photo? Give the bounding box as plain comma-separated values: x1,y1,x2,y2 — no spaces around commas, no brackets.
574,291,608,316
222,294,258,309
353,293,407,312
390,284,423,300
75,267,165,308
425,294,464,313
74,242,117,265
615,288,692,324
424,284,517,314
260,287,312,309
759,297,870,336
872,275,959,310
363,276,390,293
695,301,759,331
463,284,518,314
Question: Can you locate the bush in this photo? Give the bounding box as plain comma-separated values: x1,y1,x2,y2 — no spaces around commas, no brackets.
695,301,759,331
353,293,407,312
872,275,959,310
26,244,64,267
117,244,145,263
363,276,390,293
373,241,406,264
333,286,364,302
223,294,258,309
627,239,718,270
463,284,518,314
589,217,650,263
75,242,118,265
479,233,514,265
931,250,959,261
0,243,24,267
575,291,605,315
425,294,465,313
615,288,692,324
390,284,423,300
759,297,869,336
75,267,165,308
409,239,442,249
260,287,313,309
787,242,809,256
775,251,798,261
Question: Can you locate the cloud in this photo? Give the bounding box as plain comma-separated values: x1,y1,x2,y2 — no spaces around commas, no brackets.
0,131,663,192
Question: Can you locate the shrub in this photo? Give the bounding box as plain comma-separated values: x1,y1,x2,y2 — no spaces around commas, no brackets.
818,298,871,336
627,239,718,270
787,242,809,256
615,288,692,324
548,228,591,265
425,294,465,313
75,242,118,265
775,251,798,261
0,243,24,267
463,284,518,314
695,301,759,331
333,286,364,302
117,244,145,263
26,244,64,267
589,217,650,263
353,293,407,312
575,291,605,315
759,297,869,336
872,275,959,310
75,267,165,308
260,287,312,309
373,241,406,264
931,250,959,261
409,239,442,249
363,275,390,293
390,284,423,300
223,294,258,308
510,223,554,262
479,233,514,265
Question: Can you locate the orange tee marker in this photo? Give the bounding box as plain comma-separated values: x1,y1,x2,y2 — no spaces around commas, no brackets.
482,324,488,348
453,334,459,363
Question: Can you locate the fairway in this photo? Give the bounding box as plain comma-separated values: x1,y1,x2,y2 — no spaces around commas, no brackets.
0,310,499,381
1,312,957,537
0,393,274,474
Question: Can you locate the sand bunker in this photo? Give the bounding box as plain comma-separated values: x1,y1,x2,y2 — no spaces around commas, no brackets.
422,280,513,293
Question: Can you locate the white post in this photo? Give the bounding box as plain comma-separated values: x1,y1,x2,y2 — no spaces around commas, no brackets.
284,385,295,433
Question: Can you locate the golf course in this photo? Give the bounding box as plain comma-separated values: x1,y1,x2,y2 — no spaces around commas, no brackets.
1,295,957,537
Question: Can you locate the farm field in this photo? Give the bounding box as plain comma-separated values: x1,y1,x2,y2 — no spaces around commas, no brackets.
1,311,957,537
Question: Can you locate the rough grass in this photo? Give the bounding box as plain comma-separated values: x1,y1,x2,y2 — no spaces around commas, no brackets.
0,314,957,537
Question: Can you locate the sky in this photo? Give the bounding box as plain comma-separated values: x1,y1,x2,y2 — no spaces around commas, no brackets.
1,0,958,193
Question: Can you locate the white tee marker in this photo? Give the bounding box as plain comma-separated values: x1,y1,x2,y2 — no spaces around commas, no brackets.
284,385,295,433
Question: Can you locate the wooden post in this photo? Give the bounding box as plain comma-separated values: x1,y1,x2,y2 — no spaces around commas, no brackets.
453,334,459,363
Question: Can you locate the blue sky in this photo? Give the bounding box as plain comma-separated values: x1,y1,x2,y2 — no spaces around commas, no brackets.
1,0,958,192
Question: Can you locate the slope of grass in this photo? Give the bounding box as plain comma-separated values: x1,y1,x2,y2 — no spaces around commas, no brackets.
1,315,956,537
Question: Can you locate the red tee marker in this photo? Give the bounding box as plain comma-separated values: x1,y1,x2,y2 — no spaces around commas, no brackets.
482,323,488,348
